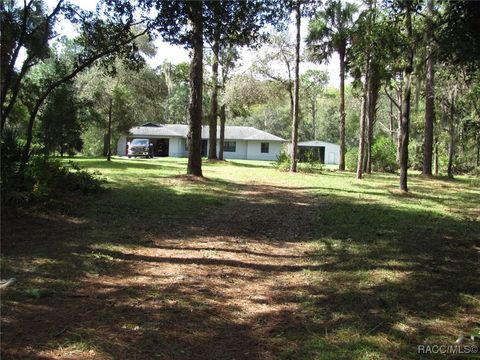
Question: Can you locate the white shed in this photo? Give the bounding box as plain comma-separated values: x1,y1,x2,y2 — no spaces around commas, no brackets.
297,140,340,165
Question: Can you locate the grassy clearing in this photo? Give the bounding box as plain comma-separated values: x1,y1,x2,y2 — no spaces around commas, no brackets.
1,157,479,360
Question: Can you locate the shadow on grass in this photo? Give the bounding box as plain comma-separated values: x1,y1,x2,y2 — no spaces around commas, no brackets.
1,167,479,359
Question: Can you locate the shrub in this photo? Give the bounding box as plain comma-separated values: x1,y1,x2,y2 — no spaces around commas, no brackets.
1,130,104,207
371,136,398,173
453,156,476,174
274,150,291,171
1,128,23,187
27,158,104,200
471,166,480,177
345,148,358,172
408,140,424,171
274,150,323,173
299,149,324,173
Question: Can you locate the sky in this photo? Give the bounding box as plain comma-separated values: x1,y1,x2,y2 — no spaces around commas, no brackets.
45,0,344,88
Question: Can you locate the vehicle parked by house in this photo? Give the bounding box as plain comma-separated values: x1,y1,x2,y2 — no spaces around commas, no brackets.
127,138,153,158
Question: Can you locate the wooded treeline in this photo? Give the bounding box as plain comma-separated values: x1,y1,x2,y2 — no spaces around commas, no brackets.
1,0,479,195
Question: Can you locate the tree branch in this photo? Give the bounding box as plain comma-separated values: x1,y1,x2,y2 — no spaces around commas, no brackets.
384,87,401,110
19,26,152,170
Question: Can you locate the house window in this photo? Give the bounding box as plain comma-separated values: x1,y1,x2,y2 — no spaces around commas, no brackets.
224,141,236,152
184,139,189,151
261,142,269,153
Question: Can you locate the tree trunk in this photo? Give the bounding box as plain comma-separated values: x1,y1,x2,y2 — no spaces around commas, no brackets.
290,1,301,173
107,97,113,161
366,70,379,174
19,94,48,173
399,3,413,192
447,94,455,179
389,97,395,141
208,27,220,160
363,144,369,173
288,84,294,124
357,1,374,179
396,85,402,164
356,61,369,179
422,0,435,176
447,124,454,178
338,49,346,170
477,135,480,166
186,0,203,177
218,104,226,161
433,137,439,175
312,98,316,139
103,134,108,156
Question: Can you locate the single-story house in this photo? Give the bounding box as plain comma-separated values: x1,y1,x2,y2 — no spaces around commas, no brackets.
297,140,340,165
117,123,286,161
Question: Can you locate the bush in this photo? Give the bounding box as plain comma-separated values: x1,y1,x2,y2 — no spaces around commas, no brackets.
453,157,476,174
27,158,104,199
345,148,358,172
371,136,398,173
1,128,23,187
471,166,480,177
345,138,397,173
1,130,104,207
408,140,424,171
299,149,324,173
274,150,324,173
274,150,291,171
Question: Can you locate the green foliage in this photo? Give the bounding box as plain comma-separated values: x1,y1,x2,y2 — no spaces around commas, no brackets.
371,136,398,172
306,0,358,62
472,166,480,177
1,129,103,207
27,158,104,198
315,98,340,142
438,1,480,73
452,157,477,175
274,150,291,171
1,128,24,186
300,149,325,173
345,147,358,171
37,80,87,156
78,62,161,155
343,139,397,173
274,150,324,173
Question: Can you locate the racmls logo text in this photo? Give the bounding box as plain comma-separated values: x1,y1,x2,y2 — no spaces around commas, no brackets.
417,344,478,355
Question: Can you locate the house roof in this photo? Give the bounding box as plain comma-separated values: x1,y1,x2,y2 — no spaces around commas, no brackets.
129,124,285,142
298,140,340,148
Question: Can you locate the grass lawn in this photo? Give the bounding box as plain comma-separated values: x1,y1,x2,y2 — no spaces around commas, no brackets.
2,157,479,360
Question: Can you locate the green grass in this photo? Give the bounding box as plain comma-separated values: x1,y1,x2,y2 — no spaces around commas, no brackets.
2,156,479,360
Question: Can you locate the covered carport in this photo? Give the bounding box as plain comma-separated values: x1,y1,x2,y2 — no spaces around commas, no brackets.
298,140,340,165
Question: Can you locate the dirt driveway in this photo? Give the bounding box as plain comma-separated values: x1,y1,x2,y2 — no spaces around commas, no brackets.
2,184,323,359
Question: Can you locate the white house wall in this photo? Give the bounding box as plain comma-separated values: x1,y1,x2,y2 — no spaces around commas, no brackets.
180,139,188,157
246,141,282,161
211,140,248,159
202,140,283,160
